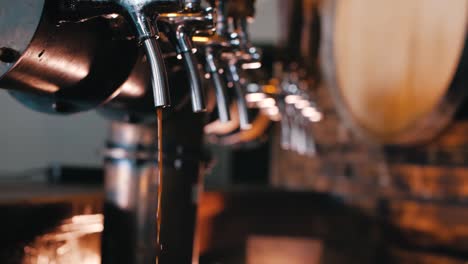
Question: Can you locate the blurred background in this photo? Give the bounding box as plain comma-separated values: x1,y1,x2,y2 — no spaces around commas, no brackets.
3,0,468,264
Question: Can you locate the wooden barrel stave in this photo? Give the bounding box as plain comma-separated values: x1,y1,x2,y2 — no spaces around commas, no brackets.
320,0,468,144
381,120,468,255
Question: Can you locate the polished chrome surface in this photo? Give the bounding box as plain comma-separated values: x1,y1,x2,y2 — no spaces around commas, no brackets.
0,0,45,78
141,35,171,108
192,0,256,125
227,63,251,130
79,0,182,108
205,48,231,122
207,0,259,130
1,6,139,114
158,1,215,112
103,122,158,264
123,2,175,108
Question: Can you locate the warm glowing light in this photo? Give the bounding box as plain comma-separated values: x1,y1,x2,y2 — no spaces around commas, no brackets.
246,92,266,103
294,99,310,109
120,81,145,97
25,214,103,264
265,106,279,116
302,106,323,122
309,113,323,122
257,97,276,108
192,36,210,43
242,62,262,70
32,79,60,93
301,106,317,117
270,114,282,122
242,123,253,130
262,84,277,94
261,106,281,121
285,95,301,104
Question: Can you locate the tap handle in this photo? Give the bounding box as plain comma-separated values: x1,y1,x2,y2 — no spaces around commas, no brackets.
130,12,171,108
206,49,231,122
227,64,251,130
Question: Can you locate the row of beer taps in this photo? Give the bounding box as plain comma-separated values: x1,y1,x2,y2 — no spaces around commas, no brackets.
58,0,318,153
61,0,319,153
277,67,322,156
54,0,257,131
97,0,260,130
245,63,323,156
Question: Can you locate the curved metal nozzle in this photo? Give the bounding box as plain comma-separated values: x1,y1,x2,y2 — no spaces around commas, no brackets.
173,28,206,112
158,3,216,112
227,63,251,130
206,49,230,123
130,12,171,108
181,48,206,112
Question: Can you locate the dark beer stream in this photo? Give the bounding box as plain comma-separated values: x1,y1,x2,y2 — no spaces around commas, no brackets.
156,108,164,263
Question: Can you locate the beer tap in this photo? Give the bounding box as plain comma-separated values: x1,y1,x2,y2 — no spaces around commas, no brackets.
94,0,182,109
226,62,252,129
191,0,258,126
202,0,258,130
233,14,262,68
206,45,232,122
192,33,232,123
158,0,215,112
224,0,261,130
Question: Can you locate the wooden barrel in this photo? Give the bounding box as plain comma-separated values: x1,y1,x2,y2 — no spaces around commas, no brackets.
381,121,468,255
320,0,468,144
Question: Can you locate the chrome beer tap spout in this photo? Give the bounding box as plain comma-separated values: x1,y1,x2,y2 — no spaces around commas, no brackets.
191,0,256,126
83,0,183,109
159,0,216,112
219,0,261,130
192,31,232,123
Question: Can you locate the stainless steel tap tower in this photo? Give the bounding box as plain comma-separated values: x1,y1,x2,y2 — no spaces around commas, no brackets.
0,0,261,263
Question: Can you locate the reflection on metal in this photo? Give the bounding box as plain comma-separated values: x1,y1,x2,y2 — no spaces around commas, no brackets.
242,62,262,70
246,92,266,104
215,113,271,146
204,103,241,135
102,122,158,264
257,97,276,109
195,0,263,129
159,0,216,112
